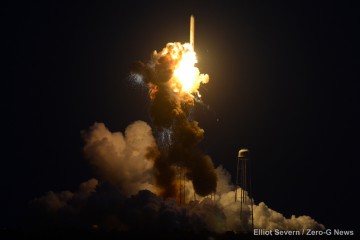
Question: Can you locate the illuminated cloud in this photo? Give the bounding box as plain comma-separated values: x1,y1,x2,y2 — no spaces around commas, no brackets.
30,160,324,233
82,121,158,196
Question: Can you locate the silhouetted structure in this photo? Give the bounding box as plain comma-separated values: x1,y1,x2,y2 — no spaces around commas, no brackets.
235,149,254,231
177,164,186,205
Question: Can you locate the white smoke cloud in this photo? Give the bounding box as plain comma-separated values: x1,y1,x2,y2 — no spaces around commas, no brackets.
31,177,324,234
181,165,325,233
31,178,98,213
82,121,158,196
31,121,324,234
32,190,74,213
253,202,324,230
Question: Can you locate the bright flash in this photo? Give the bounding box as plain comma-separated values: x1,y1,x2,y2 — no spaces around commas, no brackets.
174,47,198,92
160,43,209,98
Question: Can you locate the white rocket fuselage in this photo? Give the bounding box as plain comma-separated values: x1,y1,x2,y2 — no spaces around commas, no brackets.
190,15,194,49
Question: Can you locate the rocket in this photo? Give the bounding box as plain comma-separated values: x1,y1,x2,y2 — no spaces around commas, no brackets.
190,15,195,49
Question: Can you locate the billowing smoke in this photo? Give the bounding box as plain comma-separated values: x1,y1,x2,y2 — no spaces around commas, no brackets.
29,42,325,234
81,121,158,196
30,161,324,233
131,43,217,198
213,168,325,232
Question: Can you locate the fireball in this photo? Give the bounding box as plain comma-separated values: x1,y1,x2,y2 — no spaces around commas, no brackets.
159,43,209,98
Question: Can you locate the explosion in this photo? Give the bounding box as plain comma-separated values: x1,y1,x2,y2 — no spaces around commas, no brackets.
143,42,209,102
131,42,217,199
166,43,208,96
28,16,326,235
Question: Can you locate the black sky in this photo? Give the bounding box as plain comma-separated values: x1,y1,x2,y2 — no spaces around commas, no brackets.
5,0,359,233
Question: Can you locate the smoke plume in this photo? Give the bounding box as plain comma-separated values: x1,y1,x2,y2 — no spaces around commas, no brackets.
30,160,324,233
29,42,325,235
131,42,217,197
29,121,324,233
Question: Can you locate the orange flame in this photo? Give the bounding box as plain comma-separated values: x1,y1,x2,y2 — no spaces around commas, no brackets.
159,42,209,98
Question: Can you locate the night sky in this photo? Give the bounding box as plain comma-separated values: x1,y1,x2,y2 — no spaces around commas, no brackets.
5,0,359,234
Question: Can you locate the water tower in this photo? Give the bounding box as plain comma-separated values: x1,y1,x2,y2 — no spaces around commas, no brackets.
235,148,254,230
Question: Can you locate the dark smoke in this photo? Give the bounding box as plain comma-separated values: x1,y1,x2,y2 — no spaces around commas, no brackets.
28,179,226,234
29,173,325,234
131,43,217,197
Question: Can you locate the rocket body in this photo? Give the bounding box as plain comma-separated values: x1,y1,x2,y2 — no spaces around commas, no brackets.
190,15,195,49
